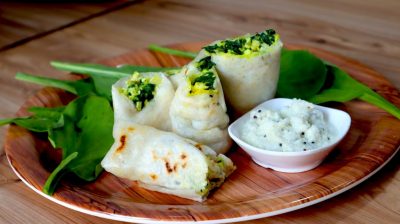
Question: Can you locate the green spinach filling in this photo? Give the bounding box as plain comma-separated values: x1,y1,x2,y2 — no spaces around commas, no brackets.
203,29,278,55
198,155,227,196
121,72,158,111
188,56,217,95
191,71,215,91
196,55,216,71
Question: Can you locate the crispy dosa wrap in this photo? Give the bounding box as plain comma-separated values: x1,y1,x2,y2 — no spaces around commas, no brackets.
169,56,231,154
101,122,236,202
200,29,283,115
112,72,175,131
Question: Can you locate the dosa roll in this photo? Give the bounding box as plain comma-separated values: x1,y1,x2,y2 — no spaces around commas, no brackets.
101,122,235,202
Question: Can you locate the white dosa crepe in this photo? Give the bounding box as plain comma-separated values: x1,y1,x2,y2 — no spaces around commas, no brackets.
169,58,231,154
112,72,175,131
101,122,235,202
200,36,283,115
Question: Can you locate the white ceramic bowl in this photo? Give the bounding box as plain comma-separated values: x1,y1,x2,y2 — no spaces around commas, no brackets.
228,98,351,173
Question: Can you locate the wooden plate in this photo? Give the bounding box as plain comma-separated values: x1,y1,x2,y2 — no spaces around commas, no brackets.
4,42,400,223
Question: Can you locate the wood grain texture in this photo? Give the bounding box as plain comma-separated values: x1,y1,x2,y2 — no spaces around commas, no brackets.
4,42,400,223
0,0,399,223
0,1,134,50
1,0,399,119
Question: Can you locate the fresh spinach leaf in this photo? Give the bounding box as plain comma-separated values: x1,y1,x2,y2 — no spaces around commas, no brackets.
308,65,364,103
116,64,181,74
309,65,400,119
16,73,94,96
16,71,114,101
276,49,327,99
0,106,64,132
43,152,78,195
148,44,197,58
0,117,56,132
28,107,65,119
43,95,114,194
50,61,179,78
90,76,119,100
50,61,130,79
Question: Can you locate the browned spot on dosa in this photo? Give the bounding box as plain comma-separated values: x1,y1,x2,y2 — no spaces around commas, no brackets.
180,153,187,160
181,153,188,169
150,174,158,181
116,135,127,153
194,143,203,151
165,161,173,173
164,159,179,174
127,127,135,132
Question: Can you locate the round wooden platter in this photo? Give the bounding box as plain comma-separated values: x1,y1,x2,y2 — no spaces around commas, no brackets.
4,42,400,223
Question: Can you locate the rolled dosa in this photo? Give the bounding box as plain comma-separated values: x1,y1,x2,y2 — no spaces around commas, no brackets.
112,72,175,131
169,56,231,154
201,29,283,115
101,121,236,202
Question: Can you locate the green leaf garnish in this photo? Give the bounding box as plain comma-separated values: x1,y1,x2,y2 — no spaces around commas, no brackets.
148,44,197,58
309,64,400,119
44,95,114,194
277,49,327,99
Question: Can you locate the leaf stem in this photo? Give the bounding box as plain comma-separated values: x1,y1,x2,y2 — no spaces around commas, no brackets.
116,64,181,74
51,61,129,79
51,61,180,78
16,73,78,94
148,44,197,59
359,92,400,119
43,152,78,195
0,118,17,126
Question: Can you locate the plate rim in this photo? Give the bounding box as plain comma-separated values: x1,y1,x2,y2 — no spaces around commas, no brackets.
7,146,399,223
4,42,400,223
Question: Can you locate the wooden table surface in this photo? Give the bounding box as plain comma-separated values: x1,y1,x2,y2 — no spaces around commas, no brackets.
0,0,399,223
